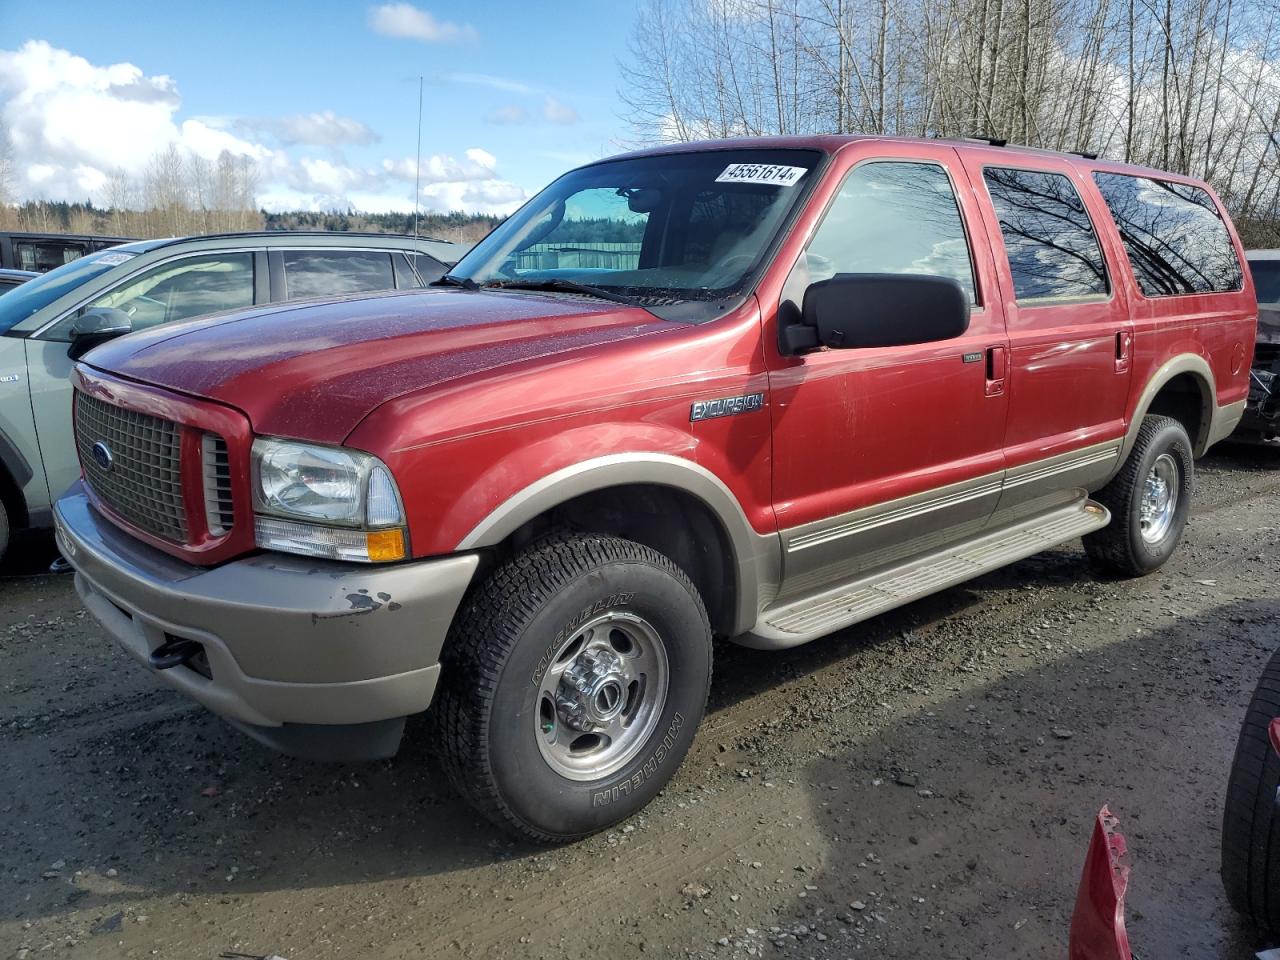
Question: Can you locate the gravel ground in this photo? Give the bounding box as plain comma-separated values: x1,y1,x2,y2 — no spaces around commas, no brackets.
3,442,1279,960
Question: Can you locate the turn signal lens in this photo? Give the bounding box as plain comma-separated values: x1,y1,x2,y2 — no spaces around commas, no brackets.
365,528,406,562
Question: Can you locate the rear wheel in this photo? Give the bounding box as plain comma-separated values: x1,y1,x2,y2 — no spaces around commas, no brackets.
0,497,9,565
1221,646,1280,936
435,534,712,842
1084,415,1193,577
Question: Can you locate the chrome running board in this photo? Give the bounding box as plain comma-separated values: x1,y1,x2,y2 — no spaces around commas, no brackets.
740,496,1110,649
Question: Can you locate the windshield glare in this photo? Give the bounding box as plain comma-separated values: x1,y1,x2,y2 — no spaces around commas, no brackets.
0,250,136,334
450,149,822,318
1250,259,1280,304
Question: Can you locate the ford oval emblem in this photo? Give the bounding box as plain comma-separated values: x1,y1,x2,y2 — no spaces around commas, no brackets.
91,441,114,471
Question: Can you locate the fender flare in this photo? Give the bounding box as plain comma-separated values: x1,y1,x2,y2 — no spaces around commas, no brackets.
457,453,779,636
1120,354,1217,461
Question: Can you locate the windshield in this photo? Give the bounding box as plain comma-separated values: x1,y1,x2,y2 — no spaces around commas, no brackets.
1250,259,1280,305
0,249,137,334
448,149,823,320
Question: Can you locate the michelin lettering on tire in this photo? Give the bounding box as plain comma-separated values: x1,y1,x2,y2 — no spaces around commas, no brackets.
532,592,636,685
591,712,684,807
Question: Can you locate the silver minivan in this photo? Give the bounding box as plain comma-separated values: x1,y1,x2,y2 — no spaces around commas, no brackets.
0,231,466,559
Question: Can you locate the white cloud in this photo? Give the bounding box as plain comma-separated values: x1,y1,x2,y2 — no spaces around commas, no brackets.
368,4,475,43
0,40,525,215
446,72,535,95
486,104,529,125
542,96,580,125
238,111,379,147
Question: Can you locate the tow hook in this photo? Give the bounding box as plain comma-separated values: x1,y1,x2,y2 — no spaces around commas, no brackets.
149,637,203,671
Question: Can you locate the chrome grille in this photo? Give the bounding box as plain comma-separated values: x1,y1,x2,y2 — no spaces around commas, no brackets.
74,392,188,542
201,433,234,536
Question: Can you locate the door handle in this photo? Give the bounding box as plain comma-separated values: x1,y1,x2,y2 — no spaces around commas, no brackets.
1115,331,1133,373
986,345,1007,397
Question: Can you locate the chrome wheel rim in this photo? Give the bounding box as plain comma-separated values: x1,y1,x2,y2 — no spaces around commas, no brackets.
534,611,669,782
1139,453,1180,544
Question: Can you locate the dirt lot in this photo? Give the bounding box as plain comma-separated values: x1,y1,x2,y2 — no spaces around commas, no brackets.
3,443,1279,960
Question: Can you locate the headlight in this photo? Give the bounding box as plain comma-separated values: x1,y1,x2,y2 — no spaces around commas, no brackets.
251,438,408,562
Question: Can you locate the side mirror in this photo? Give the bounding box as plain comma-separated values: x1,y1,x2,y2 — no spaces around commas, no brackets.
782,273,970,353
67,308,132,361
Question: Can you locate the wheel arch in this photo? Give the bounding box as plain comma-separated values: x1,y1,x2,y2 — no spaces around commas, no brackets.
457,454,778,637
1122,355,1217,461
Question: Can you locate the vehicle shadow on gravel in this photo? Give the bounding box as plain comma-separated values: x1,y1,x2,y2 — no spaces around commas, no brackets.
769,596,1278,959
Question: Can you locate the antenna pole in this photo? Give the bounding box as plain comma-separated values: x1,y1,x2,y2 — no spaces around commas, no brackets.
413,75,423,242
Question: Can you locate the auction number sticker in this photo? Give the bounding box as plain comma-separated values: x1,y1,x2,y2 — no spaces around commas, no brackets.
715,163,807,187
95,253,136,266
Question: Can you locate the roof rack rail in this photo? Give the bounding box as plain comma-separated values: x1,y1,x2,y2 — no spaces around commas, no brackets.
1070,149,1099,160
963,135,1008,147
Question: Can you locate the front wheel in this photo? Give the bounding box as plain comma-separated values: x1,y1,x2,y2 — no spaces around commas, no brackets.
1084,415,1193,577
435,534,712,842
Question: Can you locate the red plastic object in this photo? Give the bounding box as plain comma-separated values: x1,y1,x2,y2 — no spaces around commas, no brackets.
1068,806,1133,960
1270,718,1280,757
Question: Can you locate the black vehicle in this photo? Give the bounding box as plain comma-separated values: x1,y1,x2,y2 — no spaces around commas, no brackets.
0,232,134,273
1238,251,1280,441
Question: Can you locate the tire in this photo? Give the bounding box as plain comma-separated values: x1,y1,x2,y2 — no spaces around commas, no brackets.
0,497,8,564
1221,646,1280,936
1084,415,1193,577
435,534,713,842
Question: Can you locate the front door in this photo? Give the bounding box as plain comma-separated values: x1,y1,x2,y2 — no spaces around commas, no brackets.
766,144,1010,600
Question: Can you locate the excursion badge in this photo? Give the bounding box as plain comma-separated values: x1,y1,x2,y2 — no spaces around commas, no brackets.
690,392,766,422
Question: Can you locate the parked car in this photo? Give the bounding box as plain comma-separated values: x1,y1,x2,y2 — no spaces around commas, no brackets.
54,137,1254,841
1237,249,1280,441
0,231,465,560
0,268,38,291
0,231,134,273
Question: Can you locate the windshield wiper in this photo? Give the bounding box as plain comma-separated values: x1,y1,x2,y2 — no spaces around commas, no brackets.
430,273,478,290
480,278,638,306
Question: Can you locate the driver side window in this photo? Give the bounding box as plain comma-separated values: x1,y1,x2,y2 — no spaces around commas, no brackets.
46,253,255,341
786,161,978,306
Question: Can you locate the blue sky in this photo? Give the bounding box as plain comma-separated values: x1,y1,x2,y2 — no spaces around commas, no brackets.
0,0,637,214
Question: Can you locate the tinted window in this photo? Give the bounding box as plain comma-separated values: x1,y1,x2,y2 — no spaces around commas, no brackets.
282,250,396,300
393,253,423,289
1093,173,1243,296
16,240,90,272
1250,259,1280,304
800,161,976,303
0,278,27,291
409,254,446,284
983,168,1108,301
76,253,255,331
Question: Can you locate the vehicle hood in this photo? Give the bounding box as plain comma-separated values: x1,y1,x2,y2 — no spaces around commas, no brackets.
1259,304,1280,345
82,288,672,443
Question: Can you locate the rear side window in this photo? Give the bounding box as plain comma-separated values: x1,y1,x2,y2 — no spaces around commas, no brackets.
802,161,977,303
1249,259,1280,304
393,253,424,289
281,250,395,300
1092,173,1243,296
983,168,1108,301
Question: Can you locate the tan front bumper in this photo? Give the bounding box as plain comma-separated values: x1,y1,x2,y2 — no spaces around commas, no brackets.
55,484,477,740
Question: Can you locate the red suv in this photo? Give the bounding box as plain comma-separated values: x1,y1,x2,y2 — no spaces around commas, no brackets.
55,136,1255,841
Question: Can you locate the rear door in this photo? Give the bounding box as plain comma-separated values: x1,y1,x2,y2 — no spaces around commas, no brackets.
957,150,1132,518
765,142,1012,598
